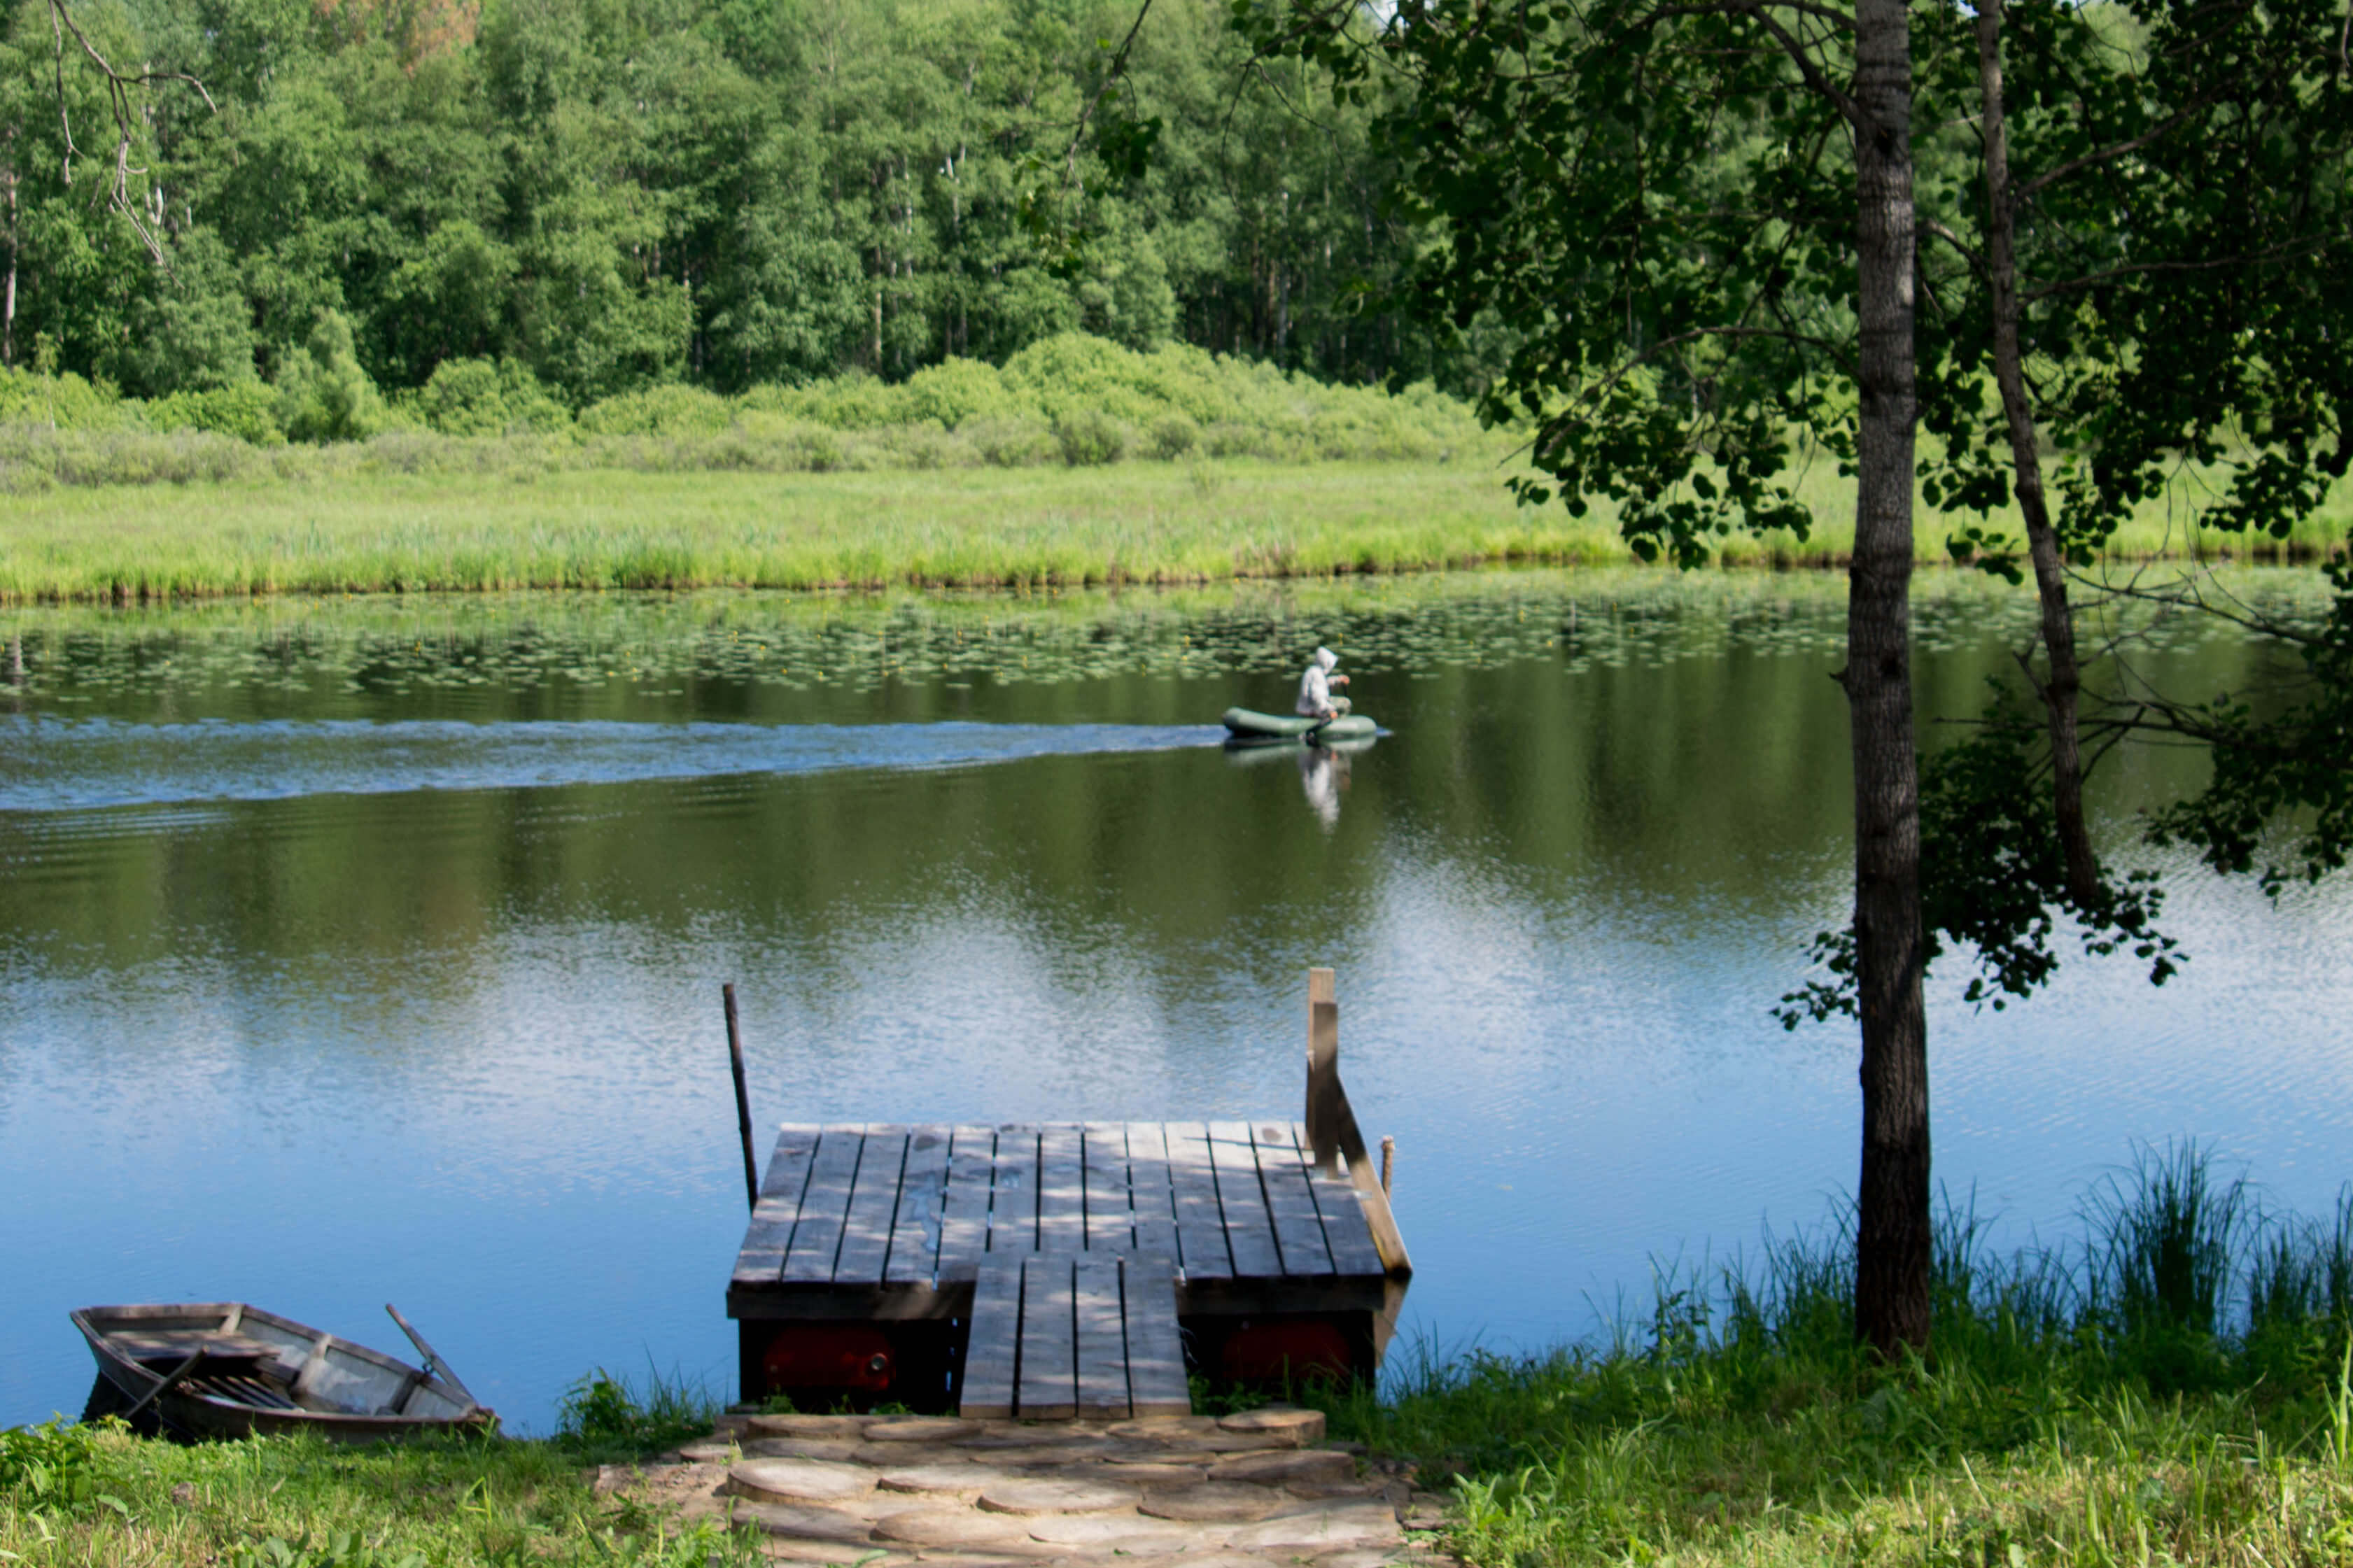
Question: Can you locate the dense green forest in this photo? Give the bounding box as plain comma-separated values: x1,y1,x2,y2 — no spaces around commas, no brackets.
0,0,1468,416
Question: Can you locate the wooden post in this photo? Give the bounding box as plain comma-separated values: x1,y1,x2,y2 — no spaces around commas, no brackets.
1379,1135,1394,1194
724,983,759,1213
1305,967,1342,1174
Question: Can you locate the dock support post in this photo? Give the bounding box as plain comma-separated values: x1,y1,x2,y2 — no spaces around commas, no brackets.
1305,967,1342,1174
724,983,758,1213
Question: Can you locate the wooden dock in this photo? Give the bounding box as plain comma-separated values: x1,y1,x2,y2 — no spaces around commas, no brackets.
726,970,1410,1418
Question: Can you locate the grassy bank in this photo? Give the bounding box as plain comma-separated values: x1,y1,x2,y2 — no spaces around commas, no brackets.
1316,1143,2353,1568
0,1373,769,1567
3,453,2348,605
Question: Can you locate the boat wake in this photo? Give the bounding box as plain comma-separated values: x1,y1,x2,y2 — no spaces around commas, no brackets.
0,715,1225,813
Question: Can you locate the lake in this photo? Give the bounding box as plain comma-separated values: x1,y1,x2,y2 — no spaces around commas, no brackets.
5,567,2350,1432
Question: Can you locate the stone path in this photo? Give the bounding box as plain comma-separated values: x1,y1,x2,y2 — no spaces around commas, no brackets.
599,1407,1455,1566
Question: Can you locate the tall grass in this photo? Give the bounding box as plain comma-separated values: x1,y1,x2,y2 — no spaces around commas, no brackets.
0,451,2343,605
1328,1140,2353,1567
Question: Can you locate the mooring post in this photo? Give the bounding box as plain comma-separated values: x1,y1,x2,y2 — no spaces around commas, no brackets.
724,983,759,1213
1380,1134,1395,1194
1305,966,1342,1173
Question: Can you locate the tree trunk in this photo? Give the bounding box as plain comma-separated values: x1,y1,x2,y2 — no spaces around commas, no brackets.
1977,0,2101,907
1849,0,1932,1357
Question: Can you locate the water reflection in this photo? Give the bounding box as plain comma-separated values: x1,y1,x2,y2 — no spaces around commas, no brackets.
1222,737,1375,829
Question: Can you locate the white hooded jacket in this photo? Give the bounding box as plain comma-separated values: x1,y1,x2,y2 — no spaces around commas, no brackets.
1295,646,1340,716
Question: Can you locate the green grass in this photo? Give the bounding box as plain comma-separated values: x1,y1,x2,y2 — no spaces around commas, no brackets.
0,1370,761,1567
1312,1143,2353,1568
1,451,2347,605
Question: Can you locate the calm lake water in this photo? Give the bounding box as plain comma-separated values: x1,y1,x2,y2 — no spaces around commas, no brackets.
5,567,2352,1433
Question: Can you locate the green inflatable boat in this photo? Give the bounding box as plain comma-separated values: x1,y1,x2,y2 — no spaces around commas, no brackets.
1221,707,1379,744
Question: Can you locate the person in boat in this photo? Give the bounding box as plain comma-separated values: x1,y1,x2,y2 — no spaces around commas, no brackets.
1295,646,1351,721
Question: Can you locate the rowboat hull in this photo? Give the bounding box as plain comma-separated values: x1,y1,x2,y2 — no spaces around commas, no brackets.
73,1302,492,1443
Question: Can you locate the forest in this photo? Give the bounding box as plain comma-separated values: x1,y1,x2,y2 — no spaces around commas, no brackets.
0,0,1473,421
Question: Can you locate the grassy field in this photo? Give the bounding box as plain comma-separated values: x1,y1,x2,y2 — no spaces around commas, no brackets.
1,454,2347,604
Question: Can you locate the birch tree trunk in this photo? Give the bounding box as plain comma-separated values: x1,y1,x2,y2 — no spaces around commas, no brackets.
1977,0,2101,907
1849,0,1932,1356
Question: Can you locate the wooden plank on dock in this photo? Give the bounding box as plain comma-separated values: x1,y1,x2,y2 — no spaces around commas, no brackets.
1073,1259,1129,1418
1293,1120,1386,1278
1121,1257,1191,1416
1164,1122,1232,1279
959,1257,1021,1419
1253,1121,1335,1276
1017,1257,1076,1419
1081,1122,1134,1254
935,1125,997,1283
1125,1123,1179,1262
731,1124,821,1286
834,1124,908,1285
884,1125,952,1285
1207,1120,1284,1279
782,1126,864,1283
990,1125,1039,1257
1037,1124,1086,1256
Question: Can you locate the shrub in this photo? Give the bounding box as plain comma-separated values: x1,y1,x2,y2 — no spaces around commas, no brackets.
417,358,570,437
901,358,1025,428
1055,407,1130,466
577,383,731,437
964,416,1058,467
0,367,129,431
275,312,387,442
1148,412,1201,459
146,383,287,445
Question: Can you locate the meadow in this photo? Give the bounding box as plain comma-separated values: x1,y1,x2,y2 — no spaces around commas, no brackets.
1,442,2345,605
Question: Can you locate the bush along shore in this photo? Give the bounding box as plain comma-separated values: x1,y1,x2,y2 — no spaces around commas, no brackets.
13,1142,2353,1567
1309,1140,2353,1568
0,332,1503,490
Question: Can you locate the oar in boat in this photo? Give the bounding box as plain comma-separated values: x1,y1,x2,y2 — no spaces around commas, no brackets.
384,1304,479,1414
121,1348,207,1423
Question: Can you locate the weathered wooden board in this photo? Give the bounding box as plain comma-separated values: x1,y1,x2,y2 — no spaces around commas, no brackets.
1072,1258,1129,1418
1163,1122,1232,1279
781,1127,864,1283
1292,1120,1387,1278
959,1257,1022,1419
731,1124,822,1285
1206,1121,1284,1279
1121,1257,1192,1417
934,1125,997,1283
1037,1124,1086,1257
1081,1121,1134,1254
1016,1257,1076,1420
1253,1121,1336,1276
990,1124,1039,1258
834,1124,908,1285
1124,1122,1180,1262
883,1124,953,1285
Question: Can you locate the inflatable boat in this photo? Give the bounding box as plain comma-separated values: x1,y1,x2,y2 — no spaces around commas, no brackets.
1221,707,1379,744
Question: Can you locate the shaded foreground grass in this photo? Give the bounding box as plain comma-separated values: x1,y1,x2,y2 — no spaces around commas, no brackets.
1316,1143,2353,1568
0,1371,769,1567
2,456,2348,603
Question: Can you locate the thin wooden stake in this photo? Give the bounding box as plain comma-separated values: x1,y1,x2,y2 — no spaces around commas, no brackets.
724,983,758,1213
1380,1135,1395,1194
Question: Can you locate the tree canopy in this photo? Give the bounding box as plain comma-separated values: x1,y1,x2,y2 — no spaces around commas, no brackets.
0,0,1496,403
